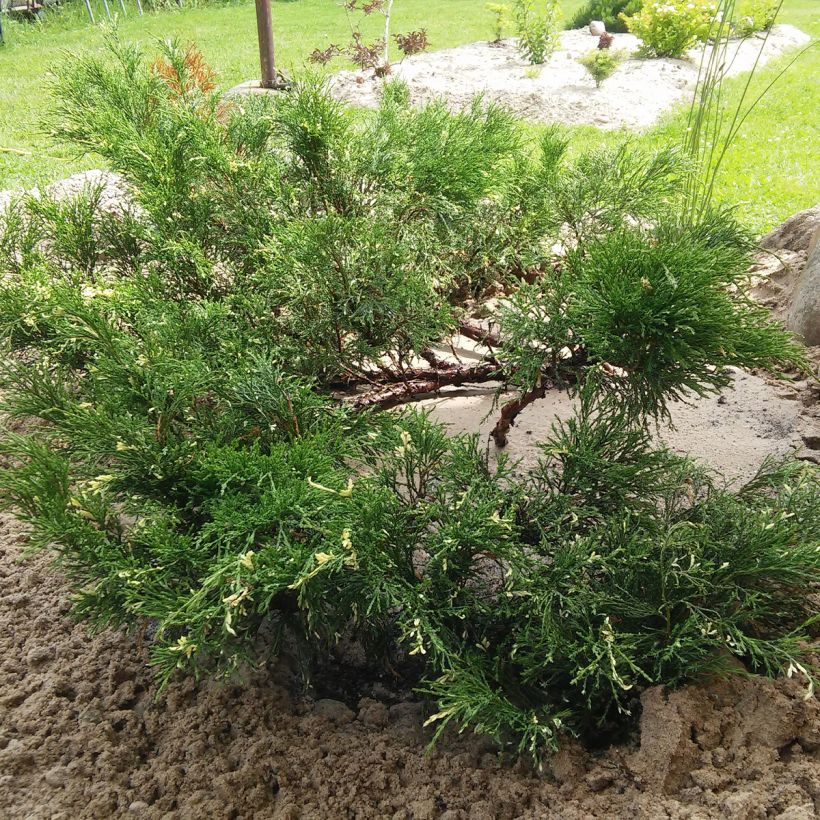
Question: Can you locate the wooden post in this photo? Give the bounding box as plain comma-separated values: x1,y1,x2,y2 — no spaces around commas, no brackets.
255,0,277,89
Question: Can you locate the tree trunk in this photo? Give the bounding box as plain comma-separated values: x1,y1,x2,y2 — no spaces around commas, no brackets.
255,0,278,89
382,0,395,68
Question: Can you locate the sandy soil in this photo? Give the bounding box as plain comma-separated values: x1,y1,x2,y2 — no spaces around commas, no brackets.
329,26,811,130
418,365,807,484
0,170,131,217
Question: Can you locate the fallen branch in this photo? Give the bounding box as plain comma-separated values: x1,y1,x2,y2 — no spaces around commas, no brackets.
329,362,463,389
345,361,503,410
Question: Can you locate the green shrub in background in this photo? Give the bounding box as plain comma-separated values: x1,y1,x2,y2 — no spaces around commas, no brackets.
622,0,717,58
0,35,817,763
513,0,562,64
733,0,779,36
567,0,643,34
579,47,628,86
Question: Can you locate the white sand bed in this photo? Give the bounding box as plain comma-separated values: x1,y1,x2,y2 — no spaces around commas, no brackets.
330,25,810,130
415,367,803,484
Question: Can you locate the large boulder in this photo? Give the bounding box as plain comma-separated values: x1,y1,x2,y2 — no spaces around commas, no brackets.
760,204,820,253
753,206,820,348
785,231,820,346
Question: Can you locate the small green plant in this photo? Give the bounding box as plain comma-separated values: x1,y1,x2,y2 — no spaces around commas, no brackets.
513,0,562,64
622,0,717,58
486,2,510,42
579,47,628,86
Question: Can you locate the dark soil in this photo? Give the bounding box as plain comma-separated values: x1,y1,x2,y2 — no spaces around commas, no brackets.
1,510,819,820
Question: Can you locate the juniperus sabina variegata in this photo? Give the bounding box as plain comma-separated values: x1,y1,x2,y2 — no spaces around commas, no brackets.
0,36,816,762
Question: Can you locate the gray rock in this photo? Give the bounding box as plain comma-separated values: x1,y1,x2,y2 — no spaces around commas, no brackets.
589,21,607,36
785,231,820,346
760,204,820,252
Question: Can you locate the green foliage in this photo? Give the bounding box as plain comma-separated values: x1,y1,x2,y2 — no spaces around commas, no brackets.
486,2,511,41
0,34,816,765
513,0,562,64
733,0,779,36
578,47,628,87
567,0,642,33
622,0,717,58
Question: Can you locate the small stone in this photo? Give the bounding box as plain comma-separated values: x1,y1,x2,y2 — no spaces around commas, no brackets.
26,645,56,668
128,802,149,814
409,798,437,820
313,698,355,724
774,807,816,820
468,802,495,820
357,697,389,728
44,766,69,787
589,20,606,36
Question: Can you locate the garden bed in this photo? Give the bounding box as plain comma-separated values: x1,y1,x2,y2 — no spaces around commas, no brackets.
329,25,810,130
1,368,819,818
1,185,819,817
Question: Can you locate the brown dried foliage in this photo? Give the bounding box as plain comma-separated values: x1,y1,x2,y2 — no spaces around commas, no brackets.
151,44,217,97
393,29,428,57
309,45,342,65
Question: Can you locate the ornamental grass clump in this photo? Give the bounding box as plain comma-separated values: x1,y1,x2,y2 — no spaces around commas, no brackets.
0,33,816,763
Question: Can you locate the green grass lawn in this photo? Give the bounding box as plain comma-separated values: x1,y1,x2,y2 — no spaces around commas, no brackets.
0,0,817,233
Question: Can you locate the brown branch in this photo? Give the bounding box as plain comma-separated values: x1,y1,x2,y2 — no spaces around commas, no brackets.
490,351,587,446
329,363,470,389
419,349,458,370
490,383,550,447
458,319,502,348
345,361,502,410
